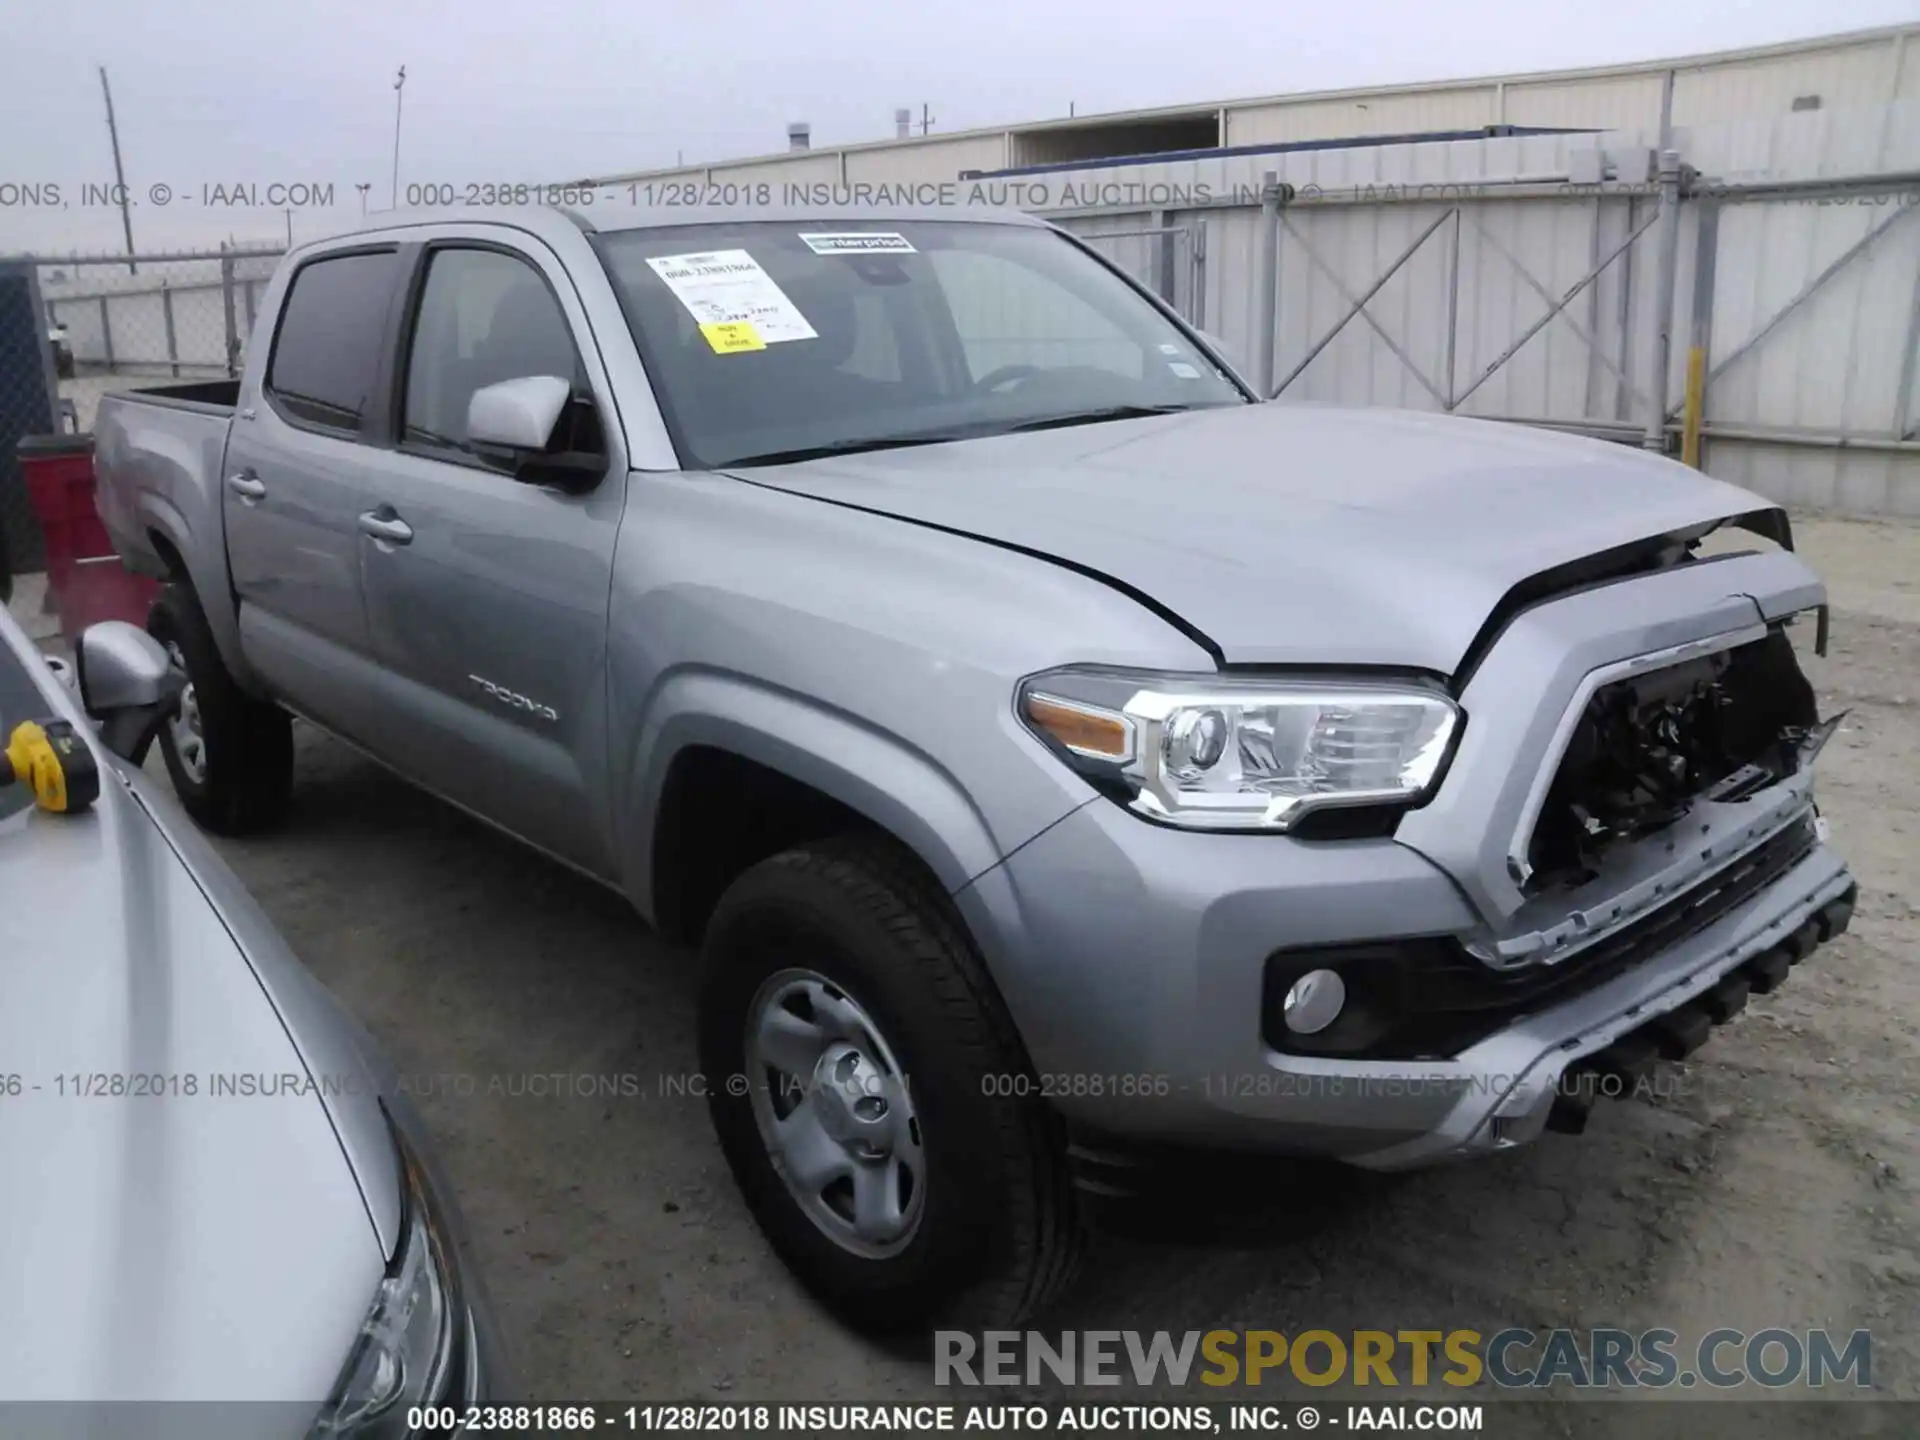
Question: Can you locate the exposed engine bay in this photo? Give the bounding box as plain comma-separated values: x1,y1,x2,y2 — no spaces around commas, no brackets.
1526,624,1825,892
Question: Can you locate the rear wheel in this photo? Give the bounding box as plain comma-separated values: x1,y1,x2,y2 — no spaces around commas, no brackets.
698,835,1085,1331
147,584,293,834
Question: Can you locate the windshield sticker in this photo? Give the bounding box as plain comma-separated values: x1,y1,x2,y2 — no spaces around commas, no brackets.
800,232,917,255
1168,361,1202,379
699,321,766,354
646,250,818,346
1157,343,1183,355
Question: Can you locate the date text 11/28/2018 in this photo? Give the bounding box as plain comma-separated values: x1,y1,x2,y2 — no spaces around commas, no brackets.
411,1403,1487,1433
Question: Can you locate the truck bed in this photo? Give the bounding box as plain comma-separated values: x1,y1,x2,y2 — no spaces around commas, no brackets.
91,388,240,670
106,378,241,414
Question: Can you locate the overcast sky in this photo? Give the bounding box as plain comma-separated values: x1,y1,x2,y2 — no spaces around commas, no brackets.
2,0,1914,252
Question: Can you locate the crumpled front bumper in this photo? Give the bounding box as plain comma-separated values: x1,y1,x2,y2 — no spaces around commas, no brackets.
958,790,1854,1168
1346,846,1855,1170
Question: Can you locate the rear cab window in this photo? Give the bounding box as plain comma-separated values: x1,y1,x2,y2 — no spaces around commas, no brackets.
264,250,402,435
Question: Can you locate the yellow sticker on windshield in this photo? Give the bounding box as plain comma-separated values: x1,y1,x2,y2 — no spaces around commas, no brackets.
700,320,766,354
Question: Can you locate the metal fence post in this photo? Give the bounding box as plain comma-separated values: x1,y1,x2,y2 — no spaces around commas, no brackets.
1444,207,1462,408
1643,149,1684,451
219,243,240,378
1681,196,1719,468
1253,171,1281,398
1583,197,1604,419
1614,197,1637,423
1895,241,1920,441
98,293,115,371
1190,220,1207,332
1151,207,1177,306
161,280,179,377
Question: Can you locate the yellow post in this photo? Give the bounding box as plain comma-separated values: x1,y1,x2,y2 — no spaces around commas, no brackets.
1680,345,1707,468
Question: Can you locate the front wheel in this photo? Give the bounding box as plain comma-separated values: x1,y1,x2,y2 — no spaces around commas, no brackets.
698,836,1085,1331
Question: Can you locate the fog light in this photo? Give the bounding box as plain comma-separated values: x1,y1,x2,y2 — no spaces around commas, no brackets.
1282,969,1346,1035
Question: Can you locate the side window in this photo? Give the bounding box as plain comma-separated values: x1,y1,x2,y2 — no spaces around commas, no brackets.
401,248,601,461
926,249,1145,383
265,251,401,433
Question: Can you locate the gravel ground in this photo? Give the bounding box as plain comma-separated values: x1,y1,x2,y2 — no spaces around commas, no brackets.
17,513,1914,1433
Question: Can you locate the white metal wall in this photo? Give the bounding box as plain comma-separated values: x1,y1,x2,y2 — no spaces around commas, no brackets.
579,26,1918,203
1056,102,1920,517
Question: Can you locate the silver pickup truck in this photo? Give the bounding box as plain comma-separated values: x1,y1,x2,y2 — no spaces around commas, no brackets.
94,203,1856,1330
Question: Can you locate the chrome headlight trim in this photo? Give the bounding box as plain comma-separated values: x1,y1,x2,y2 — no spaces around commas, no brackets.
1018,666,1462,832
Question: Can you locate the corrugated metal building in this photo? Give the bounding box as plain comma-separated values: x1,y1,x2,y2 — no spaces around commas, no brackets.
573,24,1917,192
568,25,1920,517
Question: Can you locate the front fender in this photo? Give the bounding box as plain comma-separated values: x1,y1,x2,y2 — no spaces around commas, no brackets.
619,668,1010,922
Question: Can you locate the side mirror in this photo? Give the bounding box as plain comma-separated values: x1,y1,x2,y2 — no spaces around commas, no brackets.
467,375,571,452
76,622,185,764
466,375,606,492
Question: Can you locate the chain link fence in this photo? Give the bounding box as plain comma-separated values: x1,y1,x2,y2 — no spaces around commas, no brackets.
30,247,285,431
0,261,61,576
0,247,283,575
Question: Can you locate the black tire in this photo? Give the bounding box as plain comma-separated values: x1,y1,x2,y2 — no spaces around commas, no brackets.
699,834,1085,1332
147,583,293,834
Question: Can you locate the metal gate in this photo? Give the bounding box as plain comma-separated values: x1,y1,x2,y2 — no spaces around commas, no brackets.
1259,157,1686,451
1063,221,1208,330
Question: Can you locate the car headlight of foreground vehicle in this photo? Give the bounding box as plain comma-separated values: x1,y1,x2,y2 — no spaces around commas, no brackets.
312,1119,472,1437
1019,667,1461,831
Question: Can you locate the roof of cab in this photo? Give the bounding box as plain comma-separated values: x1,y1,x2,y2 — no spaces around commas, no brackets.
318,202,1046,250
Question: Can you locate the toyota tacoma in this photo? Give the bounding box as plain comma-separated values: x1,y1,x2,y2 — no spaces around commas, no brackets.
90,204,1856,1329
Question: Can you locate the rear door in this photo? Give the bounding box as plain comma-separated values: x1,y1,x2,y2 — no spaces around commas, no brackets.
353,238,625,877
224,247,402,738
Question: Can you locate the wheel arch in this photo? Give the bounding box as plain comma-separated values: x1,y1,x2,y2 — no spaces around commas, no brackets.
623,673,1004,945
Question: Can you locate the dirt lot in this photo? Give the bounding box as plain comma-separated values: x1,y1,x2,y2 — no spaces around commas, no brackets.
22,514,1916,1432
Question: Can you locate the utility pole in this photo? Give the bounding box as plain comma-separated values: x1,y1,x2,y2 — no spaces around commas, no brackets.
356,182,371,216
98,67,136,274
284,208,293,246
919,102,934,136
391,65,407,209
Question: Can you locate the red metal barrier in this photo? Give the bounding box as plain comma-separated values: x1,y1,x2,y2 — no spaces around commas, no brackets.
15,434,159,645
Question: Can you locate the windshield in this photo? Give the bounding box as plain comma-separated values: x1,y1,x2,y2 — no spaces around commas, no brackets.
594,220,1246,468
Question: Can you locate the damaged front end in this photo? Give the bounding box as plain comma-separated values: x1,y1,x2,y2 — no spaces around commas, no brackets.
1467,612,1840,973
1525,625,1835,892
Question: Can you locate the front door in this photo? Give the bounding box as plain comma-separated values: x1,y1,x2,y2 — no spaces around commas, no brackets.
353,240,624,877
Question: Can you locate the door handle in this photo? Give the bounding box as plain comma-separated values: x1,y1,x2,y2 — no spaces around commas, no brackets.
357,509,414,546
227,472,266,501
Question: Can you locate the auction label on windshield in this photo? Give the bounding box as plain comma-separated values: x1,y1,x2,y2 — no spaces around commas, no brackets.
645,250,818,347
698,321,766,353
799,231,917,254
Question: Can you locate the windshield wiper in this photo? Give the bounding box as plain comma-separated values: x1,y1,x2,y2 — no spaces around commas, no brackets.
1004,403,1204,434
724,404,1208,467
725,432,979,467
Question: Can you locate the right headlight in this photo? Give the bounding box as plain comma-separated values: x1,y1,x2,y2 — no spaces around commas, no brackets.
1018,666,1461,831
311,1120,470,1437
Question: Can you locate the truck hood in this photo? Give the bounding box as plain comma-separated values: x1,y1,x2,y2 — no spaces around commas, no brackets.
0,769,382,1406
725,403,1781,673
